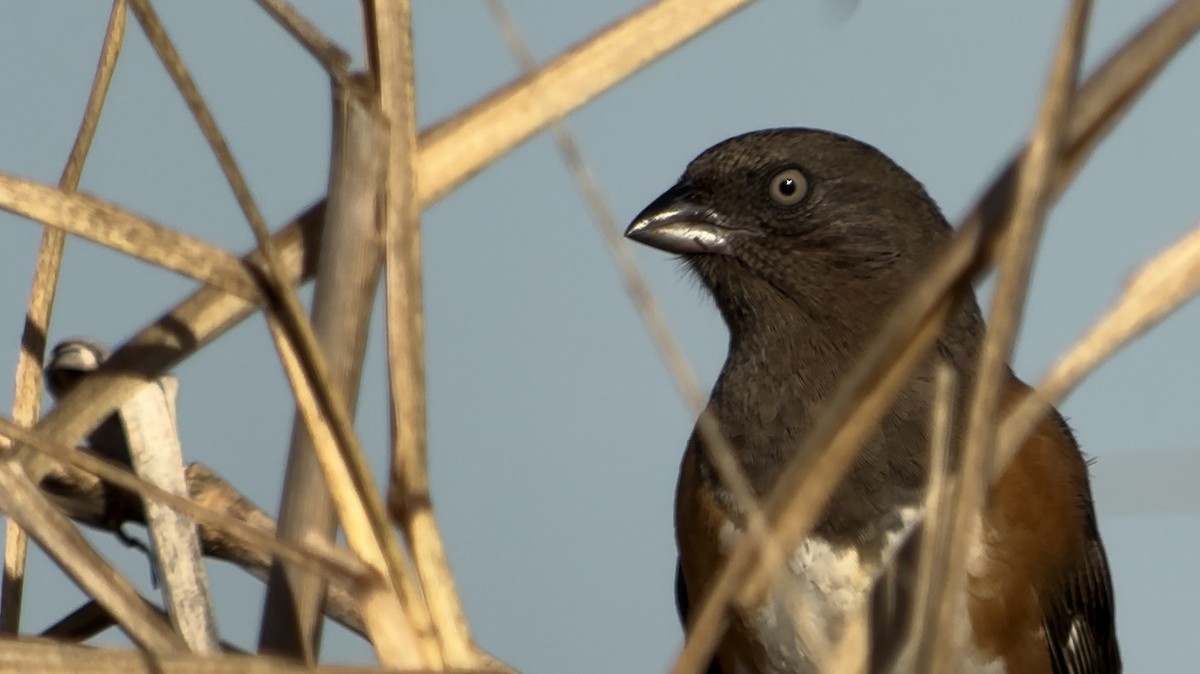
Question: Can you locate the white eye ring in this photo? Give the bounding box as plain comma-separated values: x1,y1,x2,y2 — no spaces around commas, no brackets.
769,168,808,206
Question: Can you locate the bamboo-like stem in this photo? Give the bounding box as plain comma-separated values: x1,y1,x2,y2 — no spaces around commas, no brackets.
2,0,128,634
669,2,1200,671
961,0,1087,507
918,380,989,674
120,374,221,652
0,639,511,674
42,460,371,641
0,175,258,300
997,220,1200,475
263,325,427,667
0,418,368,585
0,458,184,652
26,0,758,471
128,3,427,663
251,0,352,77
417,0,755,207
902,363,958,672
258,77,389,662
918,4,1089,671
26,205,323,486
366,0,477,668
488,0,767,527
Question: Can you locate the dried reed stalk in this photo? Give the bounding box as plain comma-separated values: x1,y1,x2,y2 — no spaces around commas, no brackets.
127,2,427,663
21,0,757,485
0,458,183,652
252,0,352,76
365,0,481,668
0,418,366,585
257,78,389,662
0,638,512,674
0,177,258,300
40,462,370,642
1,0,128,634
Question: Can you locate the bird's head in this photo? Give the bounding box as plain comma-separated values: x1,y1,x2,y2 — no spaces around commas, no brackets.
626,128,956,339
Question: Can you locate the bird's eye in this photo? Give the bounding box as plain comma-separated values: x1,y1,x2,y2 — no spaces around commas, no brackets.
768,168,808,206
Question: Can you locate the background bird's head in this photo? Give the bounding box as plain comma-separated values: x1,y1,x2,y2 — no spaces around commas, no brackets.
626,128,959,343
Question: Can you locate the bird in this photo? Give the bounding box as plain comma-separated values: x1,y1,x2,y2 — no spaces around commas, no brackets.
624,128,1119,674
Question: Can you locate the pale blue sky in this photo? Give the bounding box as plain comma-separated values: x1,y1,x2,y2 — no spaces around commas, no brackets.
2,2,1199,672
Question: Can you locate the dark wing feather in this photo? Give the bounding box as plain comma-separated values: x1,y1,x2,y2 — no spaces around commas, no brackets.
675,560,724,674
1040,413,1121,674
1041,525,1122,673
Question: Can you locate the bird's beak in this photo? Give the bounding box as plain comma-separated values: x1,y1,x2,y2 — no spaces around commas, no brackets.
624,181,739,255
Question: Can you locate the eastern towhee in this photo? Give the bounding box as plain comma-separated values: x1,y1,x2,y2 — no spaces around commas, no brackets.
625,129,1120,674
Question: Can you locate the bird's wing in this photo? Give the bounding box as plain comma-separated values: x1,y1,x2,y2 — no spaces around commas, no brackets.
675,560,725,674
1003,392,1121,674
1039,499,1122,674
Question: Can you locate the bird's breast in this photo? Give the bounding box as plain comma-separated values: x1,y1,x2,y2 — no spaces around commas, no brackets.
715,512,1006,674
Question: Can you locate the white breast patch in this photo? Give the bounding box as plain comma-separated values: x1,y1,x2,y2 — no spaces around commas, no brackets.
715,509,1006,674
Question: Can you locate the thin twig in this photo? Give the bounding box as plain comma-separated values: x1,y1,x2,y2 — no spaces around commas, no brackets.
0,174,258,300
0,639,511,674
903,362,957,671
258,76,389,661
488,0,760,526
27,0,762,471
2,0,128,633
0,458,184,652
418,0,756,206
486,0,780,626
366,0,477,667
44,460,371,639
962,0,1088,506
251,0,352,78
998,220,1200,475
0,417,369,586
921,380,989,674
127,2,428,663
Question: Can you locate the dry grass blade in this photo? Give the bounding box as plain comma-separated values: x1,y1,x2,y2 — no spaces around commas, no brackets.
0,639,511,674
0,175,258,300
39,599,246,652
129,3,427,662
0,417,369,586
903,362,957,671
2,0,128,634
44,459,374,639
670,2,1200,671
367,0,476,668
24,0,759,473
920,4,1088,668
120,375,220,652
418,0,756,206
998,219,1200,475
488,0,764,517
265,324,430,668
27,205,322,485
1059,0,1200,187
0,458,184,652
252,0,352,77
918,382,989,674
963,0,1087,495
485,6,785,652
258,77,387,662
